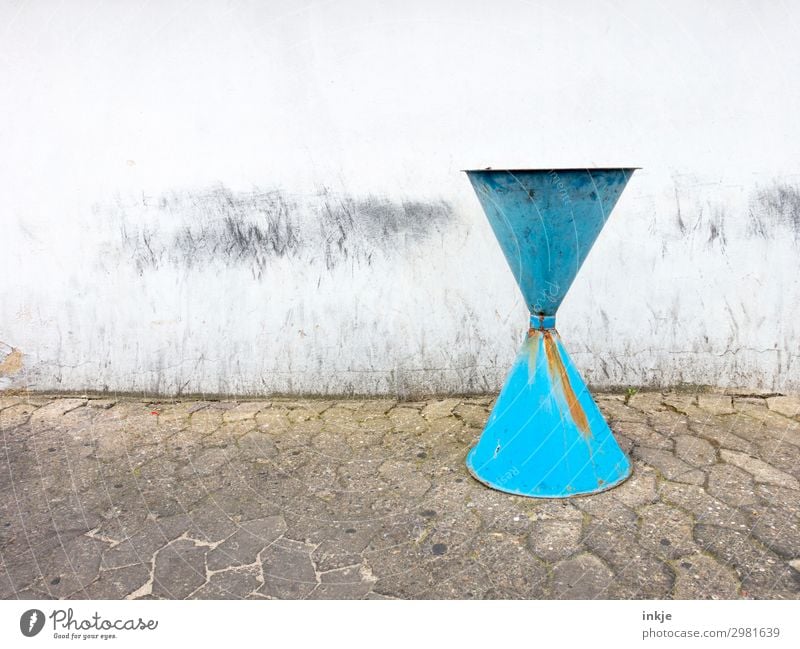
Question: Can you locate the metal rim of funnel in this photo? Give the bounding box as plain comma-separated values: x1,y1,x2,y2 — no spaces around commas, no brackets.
465,446,634,499
461,167,641,172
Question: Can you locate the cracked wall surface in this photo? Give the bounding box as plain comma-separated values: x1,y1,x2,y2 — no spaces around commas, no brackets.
2,176,799,395
1,1,799,395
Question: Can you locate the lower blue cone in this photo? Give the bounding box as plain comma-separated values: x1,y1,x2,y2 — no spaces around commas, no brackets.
467,323,631,498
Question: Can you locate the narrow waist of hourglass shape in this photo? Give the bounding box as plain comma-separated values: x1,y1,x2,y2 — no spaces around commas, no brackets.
528,314,557,331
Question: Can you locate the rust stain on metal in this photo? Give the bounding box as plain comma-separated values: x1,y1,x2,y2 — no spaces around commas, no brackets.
543,332,591,439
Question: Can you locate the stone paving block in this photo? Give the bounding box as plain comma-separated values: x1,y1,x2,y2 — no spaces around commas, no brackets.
388,407,428,434
580,519,674,598
306,580,374,599
754,483,800,518
639,503,698,560
178,447,232,478
738,409,800,446
311,541,363,573
766,396,800,419
658,483,749,529
421,561,492,599
202,421,249,448
318,563,373,586
473,536,548,598
689,421,755,453
478,505,534,536
613,421,672,450
732,394,767,414
452,403,488,429
206,401,239,411
574,493,638,526
354,399,397,416
423,415,464,439
719,449,799,489
100,524,173,571
236,430,278,459
0,395,22,410
614,432,635,454
371,565,436,599
223,401,269,423
87,398,117,409
551,553,617,599
156,510,234,546
588,531,674,598
279,418,324,437
681,407,731,432
29,399,87,424
421,399,460,421
744,502,800,559
355,415,394,436
260,539,317,599
82,564,151,599
188,408,224,433
1,546,49,595
754,438,800,481
254,407,291,432
597,401,647,428
697,394,736,415
626,391,667,414
280,400,334,416
610,466,659,509
334,400,366,411
527,519,583,561
707,464,758,507
663,393,698,413
189,566,262,599
726,389,775,398
33,536,105,597
286,407,323,425
346,419,391,450
672,554,741,599
598,400,650,424
646,410,692,437
632,446,706,485
693,524,800,599
0,566,24,598
718,412,768,440
206,515,286,571
675,435,717,467
311,429,352,458
321,406,363,434
150,539,207,599
0,403,38,429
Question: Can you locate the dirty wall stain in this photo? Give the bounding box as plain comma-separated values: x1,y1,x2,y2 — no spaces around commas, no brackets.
98,185,454,277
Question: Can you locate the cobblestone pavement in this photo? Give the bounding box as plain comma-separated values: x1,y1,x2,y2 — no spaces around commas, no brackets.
1,390,799,600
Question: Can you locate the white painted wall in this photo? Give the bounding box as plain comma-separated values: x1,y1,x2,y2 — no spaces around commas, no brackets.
1,0,798,395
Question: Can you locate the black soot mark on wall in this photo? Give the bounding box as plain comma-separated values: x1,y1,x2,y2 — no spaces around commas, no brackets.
748,183,800,239
107,185,454,276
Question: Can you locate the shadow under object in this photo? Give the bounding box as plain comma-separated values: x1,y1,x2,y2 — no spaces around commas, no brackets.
464,168,638,498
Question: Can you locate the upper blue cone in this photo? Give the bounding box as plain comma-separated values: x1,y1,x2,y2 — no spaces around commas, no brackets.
466,169,636,314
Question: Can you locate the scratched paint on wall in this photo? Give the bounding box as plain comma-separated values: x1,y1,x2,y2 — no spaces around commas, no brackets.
1,175,799,396
98,186,454,277
1,2,799,396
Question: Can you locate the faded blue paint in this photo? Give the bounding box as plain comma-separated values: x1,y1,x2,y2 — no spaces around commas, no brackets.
464,168,637,498
466,169,636,314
